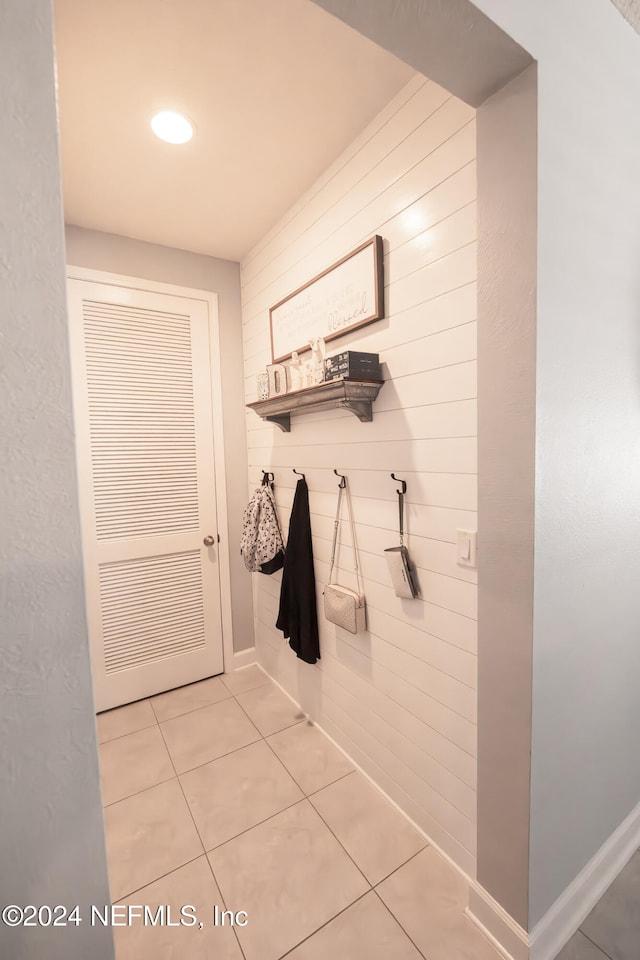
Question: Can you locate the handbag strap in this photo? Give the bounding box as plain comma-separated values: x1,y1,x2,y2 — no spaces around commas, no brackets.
328,486,343,585
328,480,364,595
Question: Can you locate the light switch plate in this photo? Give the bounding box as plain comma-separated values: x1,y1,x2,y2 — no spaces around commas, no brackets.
456,529,477,568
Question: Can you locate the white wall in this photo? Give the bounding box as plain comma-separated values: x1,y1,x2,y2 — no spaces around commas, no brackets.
241,75,478,875
64,226,254,653
472,0,640,927
476,64,537,929
0,3,113,958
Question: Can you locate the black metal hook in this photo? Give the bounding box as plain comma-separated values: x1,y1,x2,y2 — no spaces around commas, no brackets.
262,470,274,486
391,473,407,495
334,469,347,489
293,468,306,480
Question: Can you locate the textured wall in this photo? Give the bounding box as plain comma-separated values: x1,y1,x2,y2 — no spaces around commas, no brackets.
64,226,254,653
0,3,113,958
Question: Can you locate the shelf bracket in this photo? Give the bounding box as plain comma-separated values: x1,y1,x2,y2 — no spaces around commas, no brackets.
337,398,374,422
266,413,291,433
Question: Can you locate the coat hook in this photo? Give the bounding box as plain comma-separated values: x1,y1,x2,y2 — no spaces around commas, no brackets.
262,470,274,485
333,469,347,489
293,468,306,480
391,473,407,495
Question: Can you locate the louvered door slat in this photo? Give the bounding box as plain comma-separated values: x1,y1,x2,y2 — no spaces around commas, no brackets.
68,276,224,711
84,302,200,542
100,551,205,672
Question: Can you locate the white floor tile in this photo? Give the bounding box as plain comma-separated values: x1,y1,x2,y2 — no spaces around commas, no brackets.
267,720,354,795
221,663,271,695
104,779,203,901
114,857,243,960
235,682,305,736
285,891,423,960
99,725,174,806
160,698,260,774
310,772,425,884
97,699,156,743
377,847,501,960
208,800,368,960
180,740,303,849
150,675,232,723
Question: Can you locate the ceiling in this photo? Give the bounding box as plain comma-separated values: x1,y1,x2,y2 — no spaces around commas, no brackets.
53,0,415,263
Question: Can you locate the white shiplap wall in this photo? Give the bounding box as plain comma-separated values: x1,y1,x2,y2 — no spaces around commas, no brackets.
240,74,478,876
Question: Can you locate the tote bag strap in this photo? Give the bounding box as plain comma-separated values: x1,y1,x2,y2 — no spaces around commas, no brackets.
327,480,364,596
344,481,364,597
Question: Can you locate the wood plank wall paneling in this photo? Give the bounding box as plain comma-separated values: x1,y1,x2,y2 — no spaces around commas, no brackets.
240,76,478,876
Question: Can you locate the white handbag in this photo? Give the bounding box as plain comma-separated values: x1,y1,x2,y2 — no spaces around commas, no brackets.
323,479,366,634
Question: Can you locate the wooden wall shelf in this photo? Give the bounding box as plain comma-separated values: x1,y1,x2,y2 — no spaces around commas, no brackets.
247,378,384,432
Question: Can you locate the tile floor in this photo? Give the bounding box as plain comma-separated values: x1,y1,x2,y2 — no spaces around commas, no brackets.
555,849,640,960
97,664,503,960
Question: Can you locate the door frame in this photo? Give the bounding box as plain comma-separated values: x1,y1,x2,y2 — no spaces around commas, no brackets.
67,264,235,679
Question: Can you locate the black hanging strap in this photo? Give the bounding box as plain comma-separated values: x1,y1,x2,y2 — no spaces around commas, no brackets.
391,474,408,546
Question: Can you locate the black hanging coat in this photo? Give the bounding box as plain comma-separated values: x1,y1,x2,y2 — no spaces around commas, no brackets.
276,478,320,664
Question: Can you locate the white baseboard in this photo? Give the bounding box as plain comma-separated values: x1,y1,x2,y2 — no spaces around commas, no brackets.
467,796,640,960
467,885,529,960
529,796,640,960
232,646,256,670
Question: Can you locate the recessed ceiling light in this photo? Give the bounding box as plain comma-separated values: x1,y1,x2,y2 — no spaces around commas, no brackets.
151,111,194,144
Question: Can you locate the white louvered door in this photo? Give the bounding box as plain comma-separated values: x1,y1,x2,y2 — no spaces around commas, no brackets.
67,277,224,712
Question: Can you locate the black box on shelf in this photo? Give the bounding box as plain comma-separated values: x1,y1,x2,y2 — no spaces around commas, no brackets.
324,351,381,381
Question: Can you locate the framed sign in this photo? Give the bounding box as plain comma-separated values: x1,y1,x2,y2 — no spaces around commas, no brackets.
269,235,384,363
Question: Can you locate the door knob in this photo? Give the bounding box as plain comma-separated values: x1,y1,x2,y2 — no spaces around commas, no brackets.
203,535,215,547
